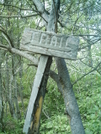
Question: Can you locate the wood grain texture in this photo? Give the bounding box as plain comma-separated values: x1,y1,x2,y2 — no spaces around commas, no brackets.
20,28,79,60
23,56,49,134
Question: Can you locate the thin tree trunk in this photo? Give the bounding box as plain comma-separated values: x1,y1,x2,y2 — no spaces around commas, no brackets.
12,55,21,119
56,58,85,134
47,0,85,132
87,24,93,67
0,62,4,131
5,54,16,119
18,57,24,113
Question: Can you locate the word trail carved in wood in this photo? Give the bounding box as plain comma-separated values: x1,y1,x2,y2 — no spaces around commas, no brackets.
20,28,79,60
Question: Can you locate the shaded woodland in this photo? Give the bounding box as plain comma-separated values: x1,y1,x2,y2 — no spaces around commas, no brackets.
0,0,101,134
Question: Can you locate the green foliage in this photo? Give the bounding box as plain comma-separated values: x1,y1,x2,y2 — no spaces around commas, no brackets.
0,115,24,134
39,69,101,134
40,114,71,134
73,73,101,134
17,59,37,98
0,0,101,134
0,65,101,134
43,78,64,115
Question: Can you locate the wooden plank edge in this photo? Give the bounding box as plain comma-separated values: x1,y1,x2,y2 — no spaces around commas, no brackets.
20,45,78,60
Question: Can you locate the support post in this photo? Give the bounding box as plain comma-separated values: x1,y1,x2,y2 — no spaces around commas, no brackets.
23,56,52,134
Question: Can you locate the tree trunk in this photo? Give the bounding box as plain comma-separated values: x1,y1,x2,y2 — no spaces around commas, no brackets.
29,0,85,133
56,58,85,134
12,55,21,119
5,54,16,119
0,62,4,131
18,57,24,113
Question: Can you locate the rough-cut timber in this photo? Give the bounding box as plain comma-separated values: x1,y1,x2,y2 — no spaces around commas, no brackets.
23,56,52,134
20,28,79,60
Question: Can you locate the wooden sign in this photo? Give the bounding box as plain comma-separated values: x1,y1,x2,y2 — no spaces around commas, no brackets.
21,28,79,134
20,28,79,60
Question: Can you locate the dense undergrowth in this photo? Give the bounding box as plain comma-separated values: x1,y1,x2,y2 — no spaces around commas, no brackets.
0,73,101,134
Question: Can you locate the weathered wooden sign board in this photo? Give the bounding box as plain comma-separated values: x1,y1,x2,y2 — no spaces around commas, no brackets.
21,28,79,134
20,28,79,60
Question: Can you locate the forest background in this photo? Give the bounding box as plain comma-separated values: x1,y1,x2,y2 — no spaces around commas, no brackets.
0,0,101,134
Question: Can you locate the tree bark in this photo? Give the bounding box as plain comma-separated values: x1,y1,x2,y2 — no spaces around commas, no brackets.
27,1,56,133
31,0,85,133
5,54,16,119
12,55,21,119
0,61,3,131
56,58,85,134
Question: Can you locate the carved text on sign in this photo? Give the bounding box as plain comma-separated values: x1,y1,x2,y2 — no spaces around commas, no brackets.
20,28,79,59
30,31,78,51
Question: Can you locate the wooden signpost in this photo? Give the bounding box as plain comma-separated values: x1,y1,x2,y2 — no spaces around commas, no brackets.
23,55,52,134
20,28,79,134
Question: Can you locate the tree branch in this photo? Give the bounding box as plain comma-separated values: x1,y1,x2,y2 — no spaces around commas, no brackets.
0,3,33,11
0,43,38,67
78,38,100,51
0,13,39,18
32,0,49,22
50,70,63,94
49,70,58,83
72,61,101,85
0,25,13,47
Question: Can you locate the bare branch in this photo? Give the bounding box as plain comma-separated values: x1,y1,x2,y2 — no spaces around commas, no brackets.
0,26,13,47
0,13,39,18
52,0,57,17
73,61,101,85
49,70,63,94
0,43,38,66
32,0,49,22
0,43,9,51
0,3,33,11
79,39,100,51
49,70,58,83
